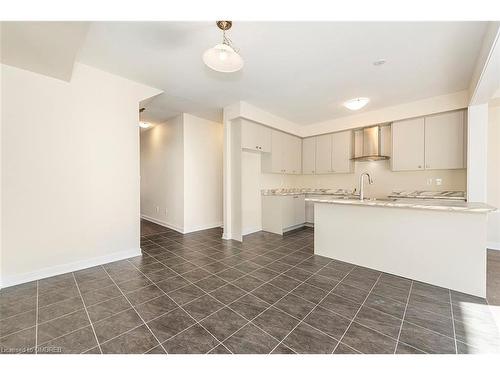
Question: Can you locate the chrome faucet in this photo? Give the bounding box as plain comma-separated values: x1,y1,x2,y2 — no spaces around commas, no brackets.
359,172,374,201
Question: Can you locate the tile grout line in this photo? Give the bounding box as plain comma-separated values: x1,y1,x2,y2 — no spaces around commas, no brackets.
100,266,168,354
6,283,175,343
394,280,413,354
448,290,458,354
138,232,499,354
132,238,328,352
71,273,103,354
206,257,338,351
34,280,39,354
125,261,232,354
6,228,473,354
146,234,416,353
331,273,383,354
267,262,355,354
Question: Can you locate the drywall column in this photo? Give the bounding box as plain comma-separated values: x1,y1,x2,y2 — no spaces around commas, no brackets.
487,103,500,250
222,103,241,240
467,104,488,202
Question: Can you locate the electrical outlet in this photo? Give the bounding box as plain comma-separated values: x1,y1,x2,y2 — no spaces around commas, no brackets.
155,206,160,213
435,178,442,186
164,208,168,216
426,178,433,186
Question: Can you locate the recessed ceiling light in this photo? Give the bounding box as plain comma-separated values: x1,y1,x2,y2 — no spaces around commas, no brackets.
343,97,370,111
139,122,151,129
373,59,386,66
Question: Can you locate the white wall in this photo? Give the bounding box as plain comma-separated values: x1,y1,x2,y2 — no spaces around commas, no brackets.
140,115,184,231
297,163,466,197
303,91,469,137
467,104,489,202
488,103,500,249
1,63,161,287
183,113,223,232
140,113,223,234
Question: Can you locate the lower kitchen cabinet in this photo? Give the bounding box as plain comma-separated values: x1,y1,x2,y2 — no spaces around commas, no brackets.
262,195,305,235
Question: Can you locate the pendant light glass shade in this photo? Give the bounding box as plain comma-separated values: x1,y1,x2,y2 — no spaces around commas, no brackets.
203,43,244,73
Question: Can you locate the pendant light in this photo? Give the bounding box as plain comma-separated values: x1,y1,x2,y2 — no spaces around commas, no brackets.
203,21,244,73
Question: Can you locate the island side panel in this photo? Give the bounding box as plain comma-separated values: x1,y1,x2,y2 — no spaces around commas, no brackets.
314,202,487,297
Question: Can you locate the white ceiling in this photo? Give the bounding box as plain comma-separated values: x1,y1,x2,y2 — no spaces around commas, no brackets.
77,22,487,125
1,22,89,82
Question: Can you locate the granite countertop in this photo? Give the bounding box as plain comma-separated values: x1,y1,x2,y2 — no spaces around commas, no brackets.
305,197,496,214
261,188,354,196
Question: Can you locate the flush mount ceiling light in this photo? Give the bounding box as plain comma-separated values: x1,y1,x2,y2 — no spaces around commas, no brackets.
373,59,386,66
343,97,370,111
203,21,244,73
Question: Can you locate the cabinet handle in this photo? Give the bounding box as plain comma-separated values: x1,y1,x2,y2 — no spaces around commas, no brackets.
418,165,422,169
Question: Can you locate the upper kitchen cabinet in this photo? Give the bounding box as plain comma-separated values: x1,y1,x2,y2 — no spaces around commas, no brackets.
315,134,332,174
261,130,302,174
424,110,466,170
331,131,353,173
240,119,271,152
286,133,302,174
391,117,425,171
302,137,316,174
315,131,353,174
391,110,466,171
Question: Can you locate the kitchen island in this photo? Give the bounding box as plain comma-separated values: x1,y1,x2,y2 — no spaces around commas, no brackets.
308,197,496,297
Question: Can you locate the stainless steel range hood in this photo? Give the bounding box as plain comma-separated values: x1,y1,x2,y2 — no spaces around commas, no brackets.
351,125,390,161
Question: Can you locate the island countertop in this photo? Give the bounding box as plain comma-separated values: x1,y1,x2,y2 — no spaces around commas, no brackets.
305,197,496,214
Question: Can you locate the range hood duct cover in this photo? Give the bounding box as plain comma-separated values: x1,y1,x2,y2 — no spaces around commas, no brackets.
351,125,390,161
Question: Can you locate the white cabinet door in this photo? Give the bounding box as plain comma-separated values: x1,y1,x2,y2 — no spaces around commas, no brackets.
291,136,302,174
281,132,293,174
240,119,271,152
293,195,305,225
281,196,296,229
259,126,272,152
391,118,425,171
331,130,353,173
268,130,284,173
280,133,301,174
315,134,332,174
302,137,316,174
424,111,465,170
305,200,314,223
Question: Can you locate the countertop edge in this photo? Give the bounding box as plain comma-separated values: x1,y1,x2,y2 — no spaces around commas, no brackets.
305,198,496,214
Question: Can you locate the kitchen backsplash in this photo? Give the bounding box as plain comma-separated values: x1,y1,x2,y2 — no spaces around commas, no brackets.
296,160,466,198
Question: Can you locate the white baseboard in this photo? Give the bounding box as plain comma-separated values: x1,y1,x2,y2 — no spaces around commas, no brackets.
141,215,222,235
184,222,223,234
487,242,500,251
283,223,307,233
141,214,184,234
1,247,141,289
242,226,262,236
304,222,314,228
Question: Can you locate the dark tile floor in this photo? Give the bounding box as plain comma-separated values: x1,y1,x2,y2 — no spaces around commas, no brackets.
1,223,500,354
